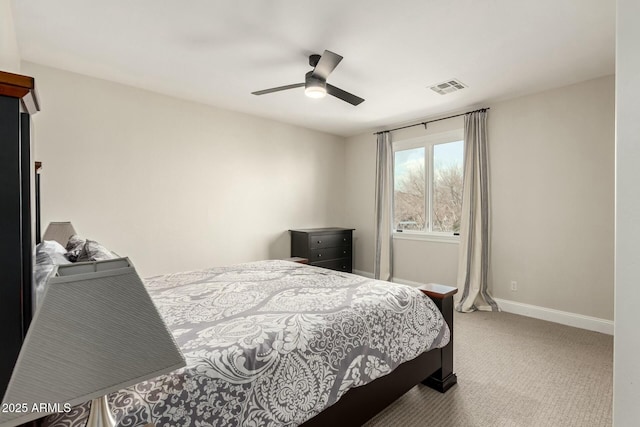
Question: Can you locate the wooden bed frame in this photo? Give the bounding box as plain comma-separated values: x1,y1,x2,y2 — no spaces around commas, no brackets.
302,283,457,426
0,71,456,426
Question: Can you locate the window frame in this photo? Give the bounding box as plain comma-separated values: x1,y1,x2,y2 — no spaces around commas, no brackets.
392,129,464,243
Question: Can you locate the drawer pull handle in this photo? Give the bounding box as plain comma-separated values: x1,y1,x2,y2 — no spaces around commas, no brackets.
317,240,322,244
343,238,347,242
343,250,347,254
318,254,322,258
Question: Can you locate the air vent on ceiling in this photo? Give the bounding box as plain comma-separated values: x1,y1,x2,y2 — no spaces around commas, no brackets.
429,79,467,95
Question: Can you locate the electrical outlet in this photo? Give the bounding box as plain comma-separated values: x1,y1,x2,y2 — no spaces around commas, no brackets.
510,281,518,291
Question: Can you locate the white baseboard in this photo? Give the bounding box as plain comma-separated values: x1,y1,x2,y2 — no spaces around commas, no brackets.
351,270,614,336
493,298,614,335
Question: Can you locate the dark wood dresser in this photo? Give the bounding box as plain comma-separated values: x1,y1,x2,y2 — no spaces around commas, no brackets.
289,228,354,273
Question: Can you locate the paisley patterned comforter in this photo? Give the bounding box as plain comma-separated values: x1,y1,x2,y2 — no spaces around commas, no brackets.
44,260,449,427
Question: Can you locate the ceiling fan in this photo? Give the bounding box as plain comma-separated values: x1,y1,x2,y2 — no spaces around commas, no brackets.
251,50,365,106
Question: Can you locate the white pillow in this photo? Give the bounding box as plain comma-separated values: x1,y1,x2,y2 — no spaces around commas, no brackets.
36,240,67,259
34,240,72,308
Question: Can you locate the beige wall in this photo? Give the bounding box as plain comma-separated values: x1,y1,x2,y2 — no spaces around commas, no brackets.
0,0,20,72
614,0,640,421
345,75,615,320
24,62,346,277
490,75,614,320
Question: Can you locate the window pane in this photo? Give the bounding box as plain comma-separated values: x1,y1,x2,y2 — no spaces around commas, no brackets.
433,140,464,232
394,147,425,231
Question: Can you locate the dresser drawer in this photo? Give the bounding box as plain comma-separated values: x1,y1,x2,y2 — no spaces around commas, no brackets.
310,258,352,273
309,246,351,262
309,233,352,249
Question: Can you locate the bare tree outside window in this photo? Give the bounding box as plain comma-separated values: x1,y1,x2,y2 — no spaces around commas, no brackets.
393,140,463,234
433,141,464,232
394,147,425,231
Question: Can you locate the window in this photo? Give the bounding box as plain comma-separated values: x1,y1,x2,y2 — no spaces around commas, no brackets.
393,131,464,238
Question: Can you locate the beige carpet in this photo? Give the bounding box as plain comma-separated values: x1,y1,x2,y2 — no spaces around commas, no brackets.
365,311,613,427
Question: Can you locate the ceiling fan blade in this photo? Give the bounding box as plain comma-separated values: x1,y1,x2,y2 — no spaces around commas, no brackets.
252,83,305,95
311,50,343,80
326,84,365,106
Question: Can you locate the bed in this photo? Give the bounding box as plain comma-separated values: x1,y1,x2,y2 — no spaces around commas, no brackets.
0,71,457,427
39,260,453,427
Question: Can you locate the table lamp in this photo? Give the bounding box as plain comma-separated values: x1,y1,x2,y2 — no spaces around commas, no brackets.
42,221,77,246
0,258,185,427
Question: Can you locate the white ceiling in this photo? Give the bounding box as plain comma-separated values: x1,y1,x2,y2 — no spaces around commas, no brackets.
12,0,615,137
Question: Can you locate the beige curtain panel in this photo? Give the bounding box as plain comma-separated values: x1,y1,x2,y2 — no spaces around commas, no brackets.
374,131,393,281
456,110,499,312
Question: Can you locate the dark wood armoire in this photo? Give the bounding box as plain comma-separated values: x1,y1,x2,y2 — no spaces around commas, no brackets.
0,70,40,401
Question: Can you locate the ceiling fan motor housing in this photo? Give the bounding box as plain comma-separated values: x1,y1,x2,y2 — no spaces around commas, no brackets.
305,71,326,89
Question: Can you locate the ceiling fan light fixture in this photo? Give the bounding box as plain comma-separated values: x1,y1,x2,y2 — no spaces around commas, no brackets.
304,72,327,98
305,85,327,99
305,73,327,99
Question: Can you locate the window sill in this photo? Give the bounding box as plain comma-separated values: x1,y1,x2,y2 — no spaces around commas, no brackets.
393,232,460,244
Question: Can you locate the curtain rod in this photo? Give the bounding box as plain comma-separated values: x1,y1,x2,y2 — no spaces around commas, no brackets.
372,107,490,135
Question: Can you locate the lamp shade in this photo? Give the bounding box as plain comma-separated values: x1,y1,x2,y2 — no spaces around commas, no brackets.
42,222,77,247
0,258,185,427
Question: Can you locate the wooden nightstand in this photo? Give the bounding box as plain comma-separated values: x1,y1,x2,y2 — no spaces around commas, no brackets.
283,257,309,264
417,283,458,393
